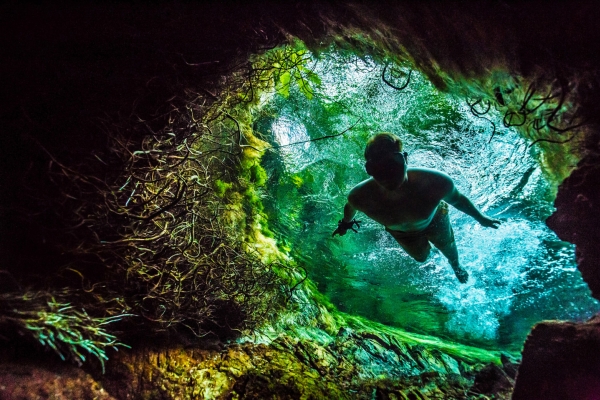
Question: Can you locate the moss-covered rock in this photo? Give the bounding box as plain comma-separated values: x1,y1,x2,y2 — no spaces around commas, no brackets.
0,315,517,399
93,321,514,399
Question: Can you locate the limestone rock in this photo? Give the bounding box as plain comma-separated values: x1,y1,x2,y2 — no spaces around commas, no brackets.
0,361,114,400
472,363,514,398
0,325,514,399
547,157,600,300
513,316,600,400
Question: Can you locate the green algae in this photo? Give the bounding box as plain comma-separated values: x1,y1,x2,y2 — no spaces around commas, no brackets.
341,313,513,366
100,327,504,399
214,179,234,197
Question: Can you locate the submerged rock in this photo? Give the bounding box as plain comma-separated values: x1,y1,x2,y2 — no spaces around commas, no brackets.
472,363,514,398
0,324,517,399
0,360,114,400
513,316,600,400
100,333,479,399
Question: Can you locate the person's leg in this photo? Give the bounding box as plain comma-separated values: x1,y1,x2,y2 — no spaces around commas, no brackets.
387,231,432,263
427,206,469,283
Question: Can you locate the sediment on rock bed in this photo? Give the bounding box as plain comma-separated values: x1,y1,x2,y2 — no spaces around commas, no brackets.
1,324,517,399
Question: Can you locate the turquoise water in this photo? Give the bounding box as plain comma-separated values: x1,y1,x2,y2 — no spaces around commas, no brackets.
256,46,599,351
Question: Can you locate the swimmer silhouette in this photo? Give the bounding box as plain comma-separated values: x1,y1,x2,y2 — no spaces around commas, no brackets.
333,133,500,283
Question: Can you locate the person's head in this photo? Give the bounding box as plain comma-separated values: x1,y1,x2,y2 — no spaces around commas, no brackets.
364,132,408,190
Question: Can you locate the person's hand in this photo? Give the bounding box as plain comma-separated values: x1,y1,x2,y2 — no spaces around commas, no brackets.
332,219,361,237
478,215,501,229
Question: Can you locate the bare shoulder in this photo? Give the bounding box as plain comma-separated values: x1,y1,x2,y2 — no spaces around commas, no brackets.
348,178,376,205
408,167,454,191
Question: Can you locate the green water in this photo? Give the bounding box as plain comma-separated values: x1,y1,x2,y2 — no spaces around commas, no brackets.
255,45,599,352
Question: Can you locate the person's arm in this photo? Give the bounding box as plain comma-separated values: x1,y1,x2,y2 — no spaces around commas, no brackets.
332,200,361,237
444,183,501,229
342,202,357,223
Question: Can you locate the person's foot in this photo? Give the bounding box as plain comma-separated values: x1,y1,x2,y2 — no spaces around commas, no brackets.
453,266,469,284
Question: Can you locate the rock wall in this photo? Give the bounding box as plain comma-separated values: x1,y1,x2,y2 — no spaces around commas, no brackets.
1,327,517,399
547,153,600,300
0,360,114,400
513,316,600,400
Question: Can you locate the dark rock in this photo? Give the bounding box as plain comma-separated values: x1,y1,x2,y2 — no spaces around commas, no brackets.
500,353,519,379
513,317,600,400
0,330,502,399
0,361,114,400
472,362,514,397
229,372,301,400
547,157,600,301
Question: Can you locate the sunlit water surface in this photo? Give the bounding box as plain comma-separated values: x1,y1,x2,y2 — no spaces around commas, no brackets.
257,47,599,351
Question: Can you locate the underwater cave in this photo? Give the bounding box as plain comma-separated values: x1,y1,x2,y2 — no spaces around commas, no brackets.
254,43,599,352
2,1,600,399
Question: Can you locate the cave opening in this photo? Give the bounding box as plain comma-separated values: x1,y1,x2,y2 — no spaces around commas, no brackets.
3,2,600,397
246,40,600,352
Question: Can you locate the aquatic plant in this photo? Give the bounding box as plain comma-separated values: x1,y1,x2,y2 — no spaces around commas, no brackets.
0,41,328,368
0,290,128,372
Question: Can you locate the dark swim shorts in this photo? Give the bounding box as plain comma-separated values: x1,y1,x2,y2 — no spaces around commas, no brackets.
385,201,455,245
